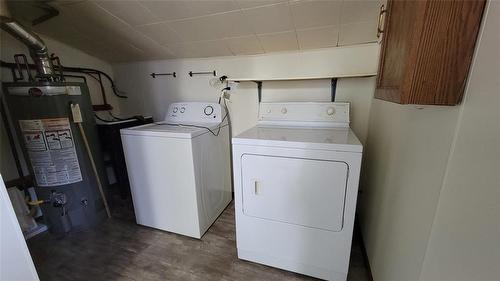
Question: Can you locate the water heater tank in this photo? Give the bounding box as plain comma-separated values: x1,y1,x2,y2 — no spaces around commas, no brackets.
2,82,108,235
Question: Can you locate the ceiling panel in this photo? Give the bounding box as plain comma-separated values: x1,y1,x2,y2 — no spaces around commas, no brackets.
297,25,339,50
169,39,233,58
62,1,130,31
258,31,298,52
341,0,384,25
136,22,183,45
235,0,286,9
169,10,254,42
338,20,378,46
138,0,239,22
94,0,160,26
4,0,384,62
290,0,342,29
225,35,264,55
243,2,294,34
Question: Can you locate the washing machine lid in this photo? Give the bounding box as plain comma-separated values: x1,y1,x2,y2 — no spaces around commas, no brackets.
232,125,362,152
120,122,222,139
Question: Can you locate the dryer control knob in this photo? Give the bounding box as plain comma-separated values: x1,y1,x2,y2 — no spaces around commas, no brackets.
180,107,186,113
173,107,178,113
281,107,287,114
326,107,335,116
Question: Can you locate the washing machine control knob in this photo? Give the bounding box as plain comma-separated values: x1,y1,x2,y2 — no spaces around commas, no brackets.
204,105,214,115
180,107,186,113
326,107,335,116
281,107,287,114
173,107,178,113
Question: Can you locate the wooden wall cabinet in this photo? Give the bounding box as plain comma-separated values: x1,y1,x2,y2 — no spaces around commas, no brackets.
375,0,486,105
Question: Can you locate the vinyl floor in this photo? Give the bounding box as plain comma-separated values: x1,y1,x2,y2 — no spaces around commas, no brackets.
27,201,371,281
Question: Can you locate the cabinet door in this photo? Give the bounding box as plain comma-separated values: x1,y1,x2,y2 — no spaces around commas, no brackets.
241,154,348,232
376,0,423,90
376,0,486,105
403,0,486,104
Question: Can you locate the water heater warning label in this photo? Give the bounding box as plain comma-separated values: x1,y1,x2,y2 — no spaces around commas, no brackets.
19,118,82,187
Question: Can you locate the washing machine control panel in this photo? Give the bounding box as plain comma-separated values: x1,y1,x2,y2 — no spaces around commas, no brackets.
166,102,223,123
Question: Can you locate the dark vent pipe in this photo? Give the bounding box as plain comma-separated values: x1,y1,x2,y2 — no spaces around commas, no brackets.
0,16,55,79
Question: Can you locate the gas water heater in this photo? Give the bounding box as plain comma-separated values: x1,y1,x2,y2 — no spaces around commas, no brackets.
0,17,110,235
3,82,106,234
2,82,108,235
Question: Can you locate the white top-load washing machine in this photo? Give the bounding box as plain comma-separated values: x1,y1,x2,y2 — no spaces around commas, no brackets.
232,102,362,281
121,102,232,239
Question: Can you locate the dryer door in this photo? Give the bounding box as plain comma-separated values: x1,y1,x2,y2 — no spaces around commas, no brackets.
241,154,348,232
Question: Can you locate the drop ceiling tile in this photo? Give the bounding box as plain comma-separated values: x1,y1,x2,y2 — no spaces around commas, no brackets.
113,27,175,58
136,22,183,45
186,0,240,17
94,0,160,26
138,0,239,22
169,40,232,58
169,10,254,42
296,25,338,50
32,13,84,42
338,21,378,46
290,0,342,29
64,1,130,31
138,1,194,21
75,39,139,62
258,31,298,52
235,0,286,9
51,0,87,7
225,35,264,55
341,0,384,25
243,2,294,34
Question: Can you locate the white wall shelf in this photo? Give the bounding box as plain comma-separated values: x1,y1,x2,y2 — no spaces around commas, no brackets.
228,73,377,82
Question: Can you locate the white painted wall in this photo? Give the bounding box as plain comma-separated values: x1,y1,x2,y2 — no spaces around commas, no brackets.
419,1,500,280
360,2,500,281
0,174,39,281
0,32,118,181
113,44,379,143
360,101,460,281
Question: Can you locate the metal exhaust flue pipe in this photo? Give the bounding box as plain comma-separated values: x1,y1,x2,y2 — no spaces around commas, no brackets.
0,16,55,79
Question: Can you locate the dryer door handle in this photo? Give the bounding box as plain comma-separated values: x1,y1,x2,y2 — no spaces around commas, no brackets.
254,180,261,195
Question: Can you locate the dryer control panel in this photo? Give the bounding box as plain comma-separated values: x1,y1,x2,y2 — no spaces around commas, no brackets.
165,102,223,123
258,102,350,127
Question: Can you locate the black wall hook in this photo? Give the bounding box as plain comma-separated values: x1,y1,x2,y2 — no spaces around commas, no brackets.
151,72,176,78
189,70,216,77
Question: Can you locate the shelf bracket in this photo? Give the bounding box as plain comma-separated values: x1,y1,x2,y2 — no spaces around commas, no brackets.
331,78,338,102
253,81,263,102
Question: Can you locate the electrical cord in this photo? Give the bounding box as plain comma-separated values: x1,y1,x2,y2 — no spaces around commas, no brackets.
108,111,127,121
94,112,112,122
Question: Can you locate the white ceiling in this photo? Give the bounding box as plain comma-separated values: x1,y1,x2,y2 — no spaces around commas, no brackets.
6,0,384,62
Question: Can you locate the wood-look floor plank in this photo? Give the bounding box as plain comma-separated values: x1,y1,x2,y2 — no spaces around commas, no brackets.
27,202,370,281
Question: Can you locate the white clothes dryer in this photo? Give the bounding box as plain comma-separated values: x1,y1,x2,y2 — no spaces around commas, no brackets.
232,102,362,280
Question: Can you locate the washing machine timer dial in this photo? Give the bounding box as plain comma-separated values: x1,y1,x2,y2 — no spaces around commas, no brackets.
204,105,214,115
